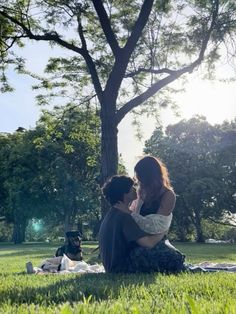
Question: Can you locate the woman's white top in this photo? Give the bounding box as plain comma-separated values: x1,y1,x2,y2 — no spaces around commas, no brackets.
130,191,174,234
131,212,173,234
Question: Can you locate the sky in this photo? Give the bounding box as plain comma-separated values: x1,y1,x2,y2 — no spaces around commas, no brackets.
0,42,236,175
118,77,236,174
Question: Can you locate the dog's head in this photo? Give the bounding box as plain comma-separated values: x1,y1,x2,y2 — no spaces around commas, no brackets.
66,231,82,248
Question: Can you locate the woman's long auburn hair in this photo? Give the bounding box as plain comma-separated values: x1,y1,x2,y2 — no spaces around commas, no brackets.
134,156,172,204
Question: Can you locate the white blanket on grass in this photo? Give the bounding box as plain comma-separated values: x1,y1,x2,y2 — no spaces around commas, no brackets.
190,261,236,272
60,254,105,273
34,254,105,274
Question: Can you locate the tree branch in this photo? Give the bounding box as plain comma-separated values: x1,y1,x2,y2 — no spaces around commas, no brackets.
91,0,120,57
1,34,27,52
125,67,176,78
0,9,104,101
0,9,84,54
116,0,219,124
208,217,236,228
116,70,184,124
123,0,154,54
77,16,87,49
76,16,104,102
103,0,154,103
196,0,219,62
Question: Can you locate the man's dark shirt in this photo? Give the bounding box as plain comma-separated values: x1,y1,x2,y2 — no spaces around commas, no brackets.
99,207,148,273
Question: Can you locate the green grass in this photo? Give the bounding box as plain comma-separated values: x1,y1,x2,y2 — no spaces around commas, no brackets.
0,242,236,313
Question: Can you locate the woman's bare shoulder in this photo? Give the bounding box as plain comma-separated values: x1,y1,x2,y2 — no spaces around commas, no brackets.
157,188,176,215
161,188,176,200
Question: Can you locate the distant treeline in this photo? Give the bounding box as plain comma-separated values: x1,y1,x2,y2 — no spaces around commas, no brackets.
0,111,235,243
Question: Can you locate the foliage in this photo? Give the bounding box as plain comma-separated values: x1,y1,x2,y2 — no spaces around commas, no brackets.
0,133,8,217
0,129,43,243
145,116,236,242
225,227,236,242
0,0,235,192
33,104,101,231
0,221,13,241
0,243,236,313
0,105,101,243
201,219,231,241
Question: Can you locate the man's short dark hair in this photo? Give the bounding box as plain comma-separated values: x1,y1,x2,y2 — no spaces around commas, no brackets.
102,175,134,205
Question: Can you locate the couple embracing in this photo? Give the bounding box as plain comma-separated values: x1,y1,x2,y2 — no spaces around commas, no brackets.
99,156,186,273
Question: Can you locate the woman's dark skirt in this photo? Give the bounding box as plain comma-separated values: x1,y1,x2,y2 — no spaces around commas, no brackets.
125,239,186,274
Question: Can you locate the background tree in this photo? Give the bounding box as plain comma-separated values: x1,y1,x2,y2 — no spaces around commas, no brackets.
0,133,8,218
145,116,236,242
214,119,236,217
0,105,101,243
34,104,101,231
0,129,42,243
0,0,235,204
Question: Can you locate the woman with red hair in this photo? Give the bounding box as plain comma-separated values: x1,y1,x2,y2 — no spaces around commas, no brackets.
127,155,185,273
134,155,175,218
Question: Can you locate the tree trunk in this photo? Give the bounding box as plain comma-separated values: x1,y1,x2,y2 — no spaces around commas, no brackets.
77,218,83,235
175,197,192,241
100,103,118,216
100,115,118,184
195,211,205,243
176,226,189,242
64,211,73,232
12,216,27,244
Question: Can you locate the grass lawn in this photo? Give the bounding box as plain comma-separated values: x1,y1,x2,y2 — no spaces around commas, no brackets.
0,242,236,313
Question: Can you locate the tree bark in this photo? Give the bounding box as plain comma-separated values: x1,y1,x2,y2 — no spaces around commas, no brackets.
101,116,118,183
195,211,205,243
100,100,118,216
64,211,73,232
12,215,27,244
176,226,189,242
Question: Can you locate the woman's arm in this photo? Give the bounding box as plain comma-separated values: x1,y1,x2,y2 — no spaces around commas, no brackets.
157,190,176,215
129,187,145,213
131,212,172,234
129,198,143,213
136,233,165,248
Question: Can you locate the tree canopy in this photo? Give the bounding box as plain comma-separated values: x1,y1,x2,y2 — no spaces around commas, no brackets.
145,116,236,242
0,105,100,243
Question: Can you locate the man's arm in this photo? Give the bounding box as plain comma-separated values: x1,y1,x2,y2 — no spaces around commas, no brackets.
136,233,165,249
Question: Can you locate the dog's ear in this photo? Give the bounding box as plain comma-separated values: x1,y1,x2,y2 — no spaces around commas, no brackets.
66,231,82,238
55,246,64,257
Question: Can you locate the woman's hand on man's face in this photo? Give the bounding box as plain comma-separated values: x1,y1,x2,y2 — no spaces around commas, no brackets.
137,187,146,201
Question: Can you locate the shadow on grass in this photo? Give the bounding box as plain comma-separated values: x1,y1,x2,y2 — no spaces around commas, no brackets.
0,244,96,259
0,250,56,258
0,272,158,305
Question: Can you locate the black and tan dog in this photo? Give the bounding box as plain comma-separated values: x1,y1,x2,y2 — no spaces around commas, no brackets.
55,231,83,261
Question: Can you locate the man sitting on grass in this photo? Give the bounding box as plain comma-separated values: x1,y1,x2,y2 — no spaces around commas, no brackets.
99,175,185,273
